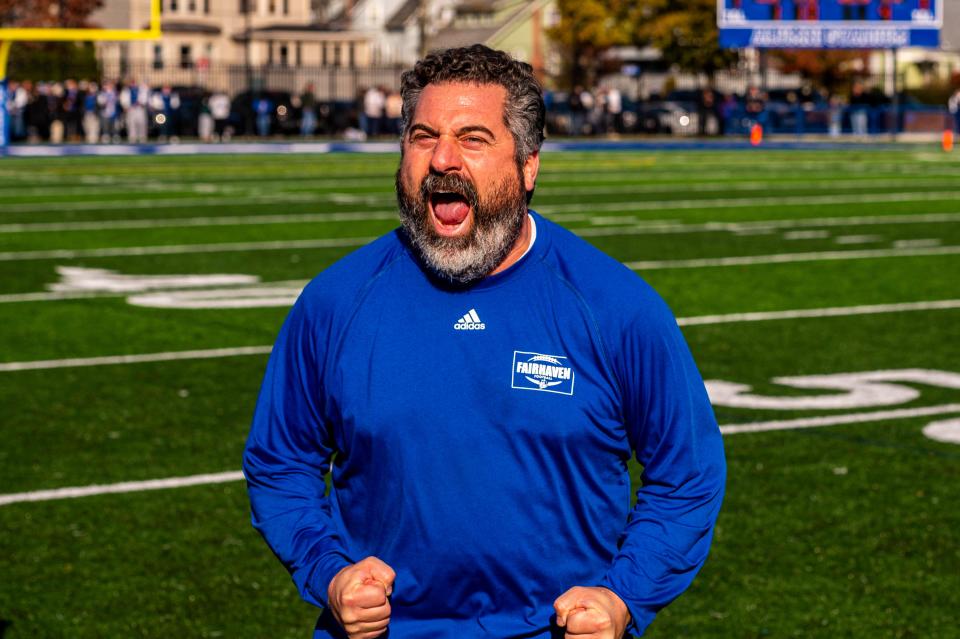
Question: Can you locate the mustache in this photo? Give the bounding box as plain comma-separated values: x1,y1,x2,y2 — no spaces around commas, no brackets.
419,172,480,208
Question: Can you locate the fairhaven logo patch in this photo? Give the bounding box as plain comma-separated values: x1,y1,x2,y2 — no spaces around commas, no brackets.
511,351,575,396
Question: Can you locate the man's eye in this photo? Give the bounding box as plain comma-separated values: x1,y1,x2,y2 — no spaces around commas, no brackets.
462,136,487,146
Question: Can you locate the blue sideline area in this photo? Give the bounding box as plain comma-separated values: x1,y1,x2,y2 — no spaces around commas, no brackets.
0,138,912,158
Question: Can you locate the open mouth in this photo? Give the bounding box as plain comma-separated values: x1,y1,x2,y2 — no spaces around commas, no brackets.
429,190,472,230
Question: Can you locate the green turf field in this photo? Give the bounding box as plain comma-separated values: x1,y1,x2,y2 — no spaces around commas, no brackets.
1,146,959,638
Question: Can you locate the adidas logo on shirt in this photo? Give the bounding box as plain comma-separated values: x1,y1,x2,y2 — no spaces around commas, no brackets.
454,308,485,331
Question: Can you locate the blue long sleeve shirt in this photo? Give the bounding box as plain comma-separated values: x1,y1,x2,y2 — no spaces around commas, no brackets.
243,211,726,638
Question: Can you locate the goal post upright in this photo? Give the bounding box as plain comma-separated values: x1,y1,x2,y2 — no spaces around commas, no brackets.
0,0,161,147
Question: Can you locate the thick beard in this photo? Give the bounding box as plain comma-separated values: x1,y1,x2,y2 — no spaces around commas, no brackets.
396,166,528,285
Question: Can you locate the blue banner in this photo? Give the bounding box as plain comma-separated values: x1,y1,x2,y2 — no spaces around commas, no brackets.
718,0,942,48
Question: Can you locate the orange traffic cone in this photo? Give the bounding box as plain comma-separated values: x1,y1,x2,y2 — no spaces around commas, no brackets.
943,129,954,152
750,123,763,146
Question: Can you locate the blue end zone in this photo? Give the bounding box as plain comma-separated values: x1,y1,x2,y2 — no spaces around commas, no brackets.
0,138,908,158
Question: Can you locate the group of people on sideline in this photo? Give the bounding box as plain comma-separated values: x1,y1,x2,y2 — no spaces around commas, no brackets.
5,77,960,144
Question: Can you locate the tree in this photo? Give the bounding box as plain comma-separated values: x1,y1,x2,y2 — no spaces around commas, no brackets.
547,0,645,89
635,0,738,77
770,49,869,95
1,0,104,81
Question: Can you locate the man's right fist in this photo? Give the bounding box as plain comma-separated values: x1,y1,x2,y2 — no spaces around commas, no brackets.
327,556,396,639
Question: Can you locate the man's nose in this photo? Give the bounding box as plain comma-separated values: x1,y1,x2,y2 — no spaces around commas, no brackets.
429,135,462,174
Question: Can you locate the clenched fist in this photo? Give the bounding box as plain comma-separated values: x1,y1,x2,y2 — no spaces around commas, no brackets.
554,586,630,639
327,556,396,639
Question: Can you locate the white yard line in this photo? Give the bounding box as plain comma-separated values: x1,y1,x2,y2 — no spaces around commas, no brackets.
719,403,960,435
626,245,960,270
0,471,245,506
0,345,273,372
3,205,958,236
0,236,377,262
4,403,959,507
3,189,959,217
677,300,960,326
2,298,959,372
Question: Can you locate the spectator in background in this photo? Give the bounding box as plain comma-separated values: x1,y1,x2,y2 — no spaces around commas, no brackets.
198,95,215,142
384,89,402,135
605,86,622,135
25,83,51,142
63,79,82,141
150,84,181,142
362,85,385,138
254,94,273,137
300,83,318,137
98,81,121,143
698,88,718,136
209,90,231,141
718,92,737,136
49,82,65,143
569,85,585,136
849,82,869,136
82,82,100,144
949,87,960,134
828,93,844,138
121,78,150,143
8,80,28,141
744,85,767,131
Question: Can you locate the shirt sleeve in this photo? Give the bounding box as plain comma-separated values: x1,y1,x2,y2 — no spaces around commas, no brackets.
600,301,726,637
242,294,354,609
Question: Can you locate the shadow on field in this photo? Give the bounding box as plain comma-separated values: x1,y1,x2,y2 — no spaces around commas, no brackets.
0,620,10,638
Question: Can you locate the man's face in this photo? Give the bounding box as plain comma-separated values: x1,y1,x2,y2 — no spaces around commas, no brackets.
396,82,539,284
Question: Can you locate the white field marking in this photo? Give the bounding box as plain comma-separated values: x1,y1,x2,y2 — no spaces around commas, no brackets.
0,279,310,304
4,188,960,218
706,369,960,411
4,403,960,507
128,286,305,309
0,206,956,241
626,245,960,270
50,266,259,293
0,345,273,372
0,236,377,262
893,238,941,249
5,176,960,202
575,211,960,237
922,418,960,445
537,191,960,215
0,471,245,507
0,192,334,214
719,403,960,435
784,230,831,240
0,211,400,233
676,299,960,326
834,234,883,245
3,299,959,370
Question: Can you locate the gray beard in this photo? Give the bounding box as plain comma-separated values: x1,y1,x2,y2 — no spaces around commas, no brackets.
396,168,528,285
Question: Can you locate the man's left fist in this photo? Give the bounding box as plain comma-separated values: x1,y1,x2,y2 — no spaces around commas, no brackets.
554,586,630,639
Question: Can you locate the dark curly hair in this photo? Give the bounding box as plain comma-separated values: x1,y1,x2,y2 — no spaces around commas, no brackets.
400,44,546,166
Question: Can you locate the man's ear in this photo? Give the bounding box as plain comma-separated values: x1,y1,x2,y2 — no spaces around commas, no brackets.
523,151,540,193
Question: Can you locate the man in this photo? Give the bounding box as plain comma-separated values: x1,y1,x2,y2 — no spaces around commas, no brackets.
244,45,725,639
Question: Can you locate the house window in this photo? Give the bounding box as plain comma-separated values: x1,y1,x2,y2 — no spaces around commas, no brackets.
333,44,341,68
188,0,196,11
269,0,276,13
170,0,178,11
283,0,289,15
204,0,209,13
322,43,328,67
180,44,193,69
295,41,301,67
348,42,355,68
279,44,289,67
153,44,164,69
